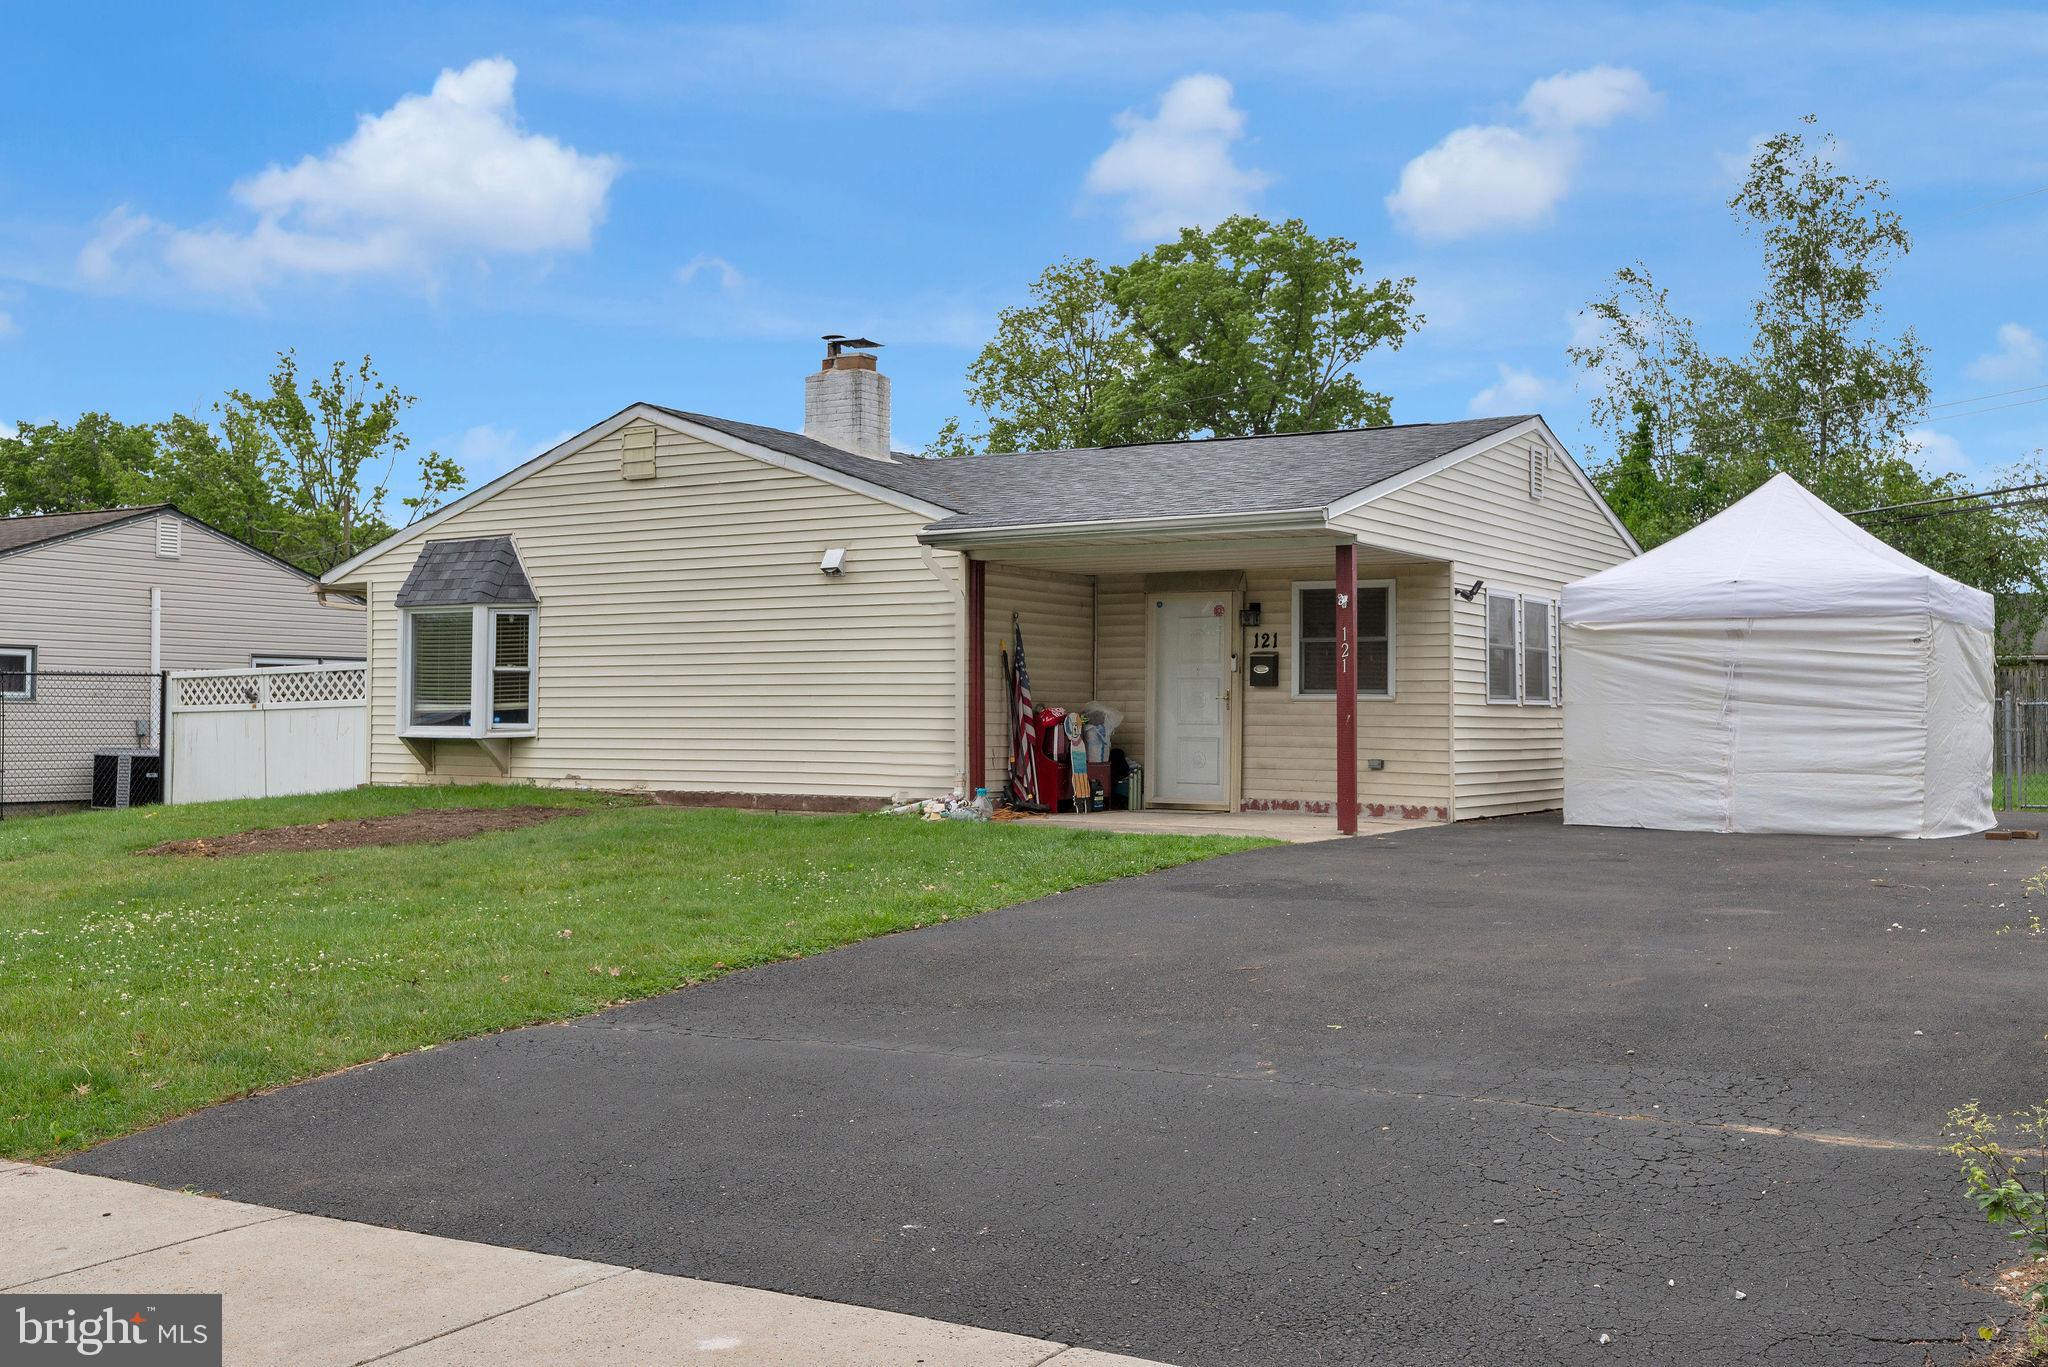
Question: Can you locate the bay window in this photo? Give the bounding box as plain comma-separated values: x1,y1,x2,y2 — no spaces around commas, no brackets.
402,606,537,737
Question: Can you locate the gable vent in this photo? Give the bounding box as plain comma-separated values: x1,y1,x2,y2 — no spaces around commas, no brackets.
154,516,183,558
1528,445,1548,503
620,424,657,481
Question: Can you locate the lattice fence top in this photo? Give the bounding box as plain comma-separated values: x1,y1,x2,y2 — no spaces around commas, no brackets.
172,666,367,710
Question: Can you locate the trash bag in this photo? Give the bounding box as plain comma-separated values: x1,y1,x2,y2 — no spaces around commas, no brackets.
1081,701,1123,763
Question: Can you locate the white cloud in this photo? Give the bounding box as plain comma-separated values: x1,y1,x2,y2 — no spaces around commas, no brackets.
79,58,619,295
1388,127,1574,241
77,206,156,285
1084,74,1269,240
1469,363,1550,415
1965,322,2044,384
676,254,744,290
1904,426,1969,474
1387,66,1654,241
0,309,17,339
1519,65,1656,131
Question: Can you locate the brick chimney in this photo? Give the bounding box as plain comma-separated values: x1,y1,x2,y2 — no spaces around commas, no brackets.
803,335,891,461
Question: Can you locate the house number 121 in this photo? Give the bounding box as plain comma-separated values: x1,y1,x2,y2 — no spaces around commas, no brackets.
1248,630,1280,650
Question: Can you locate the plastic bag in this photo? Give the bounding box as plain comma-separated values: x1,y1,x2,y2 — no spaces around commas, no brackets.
1081,701,1123,763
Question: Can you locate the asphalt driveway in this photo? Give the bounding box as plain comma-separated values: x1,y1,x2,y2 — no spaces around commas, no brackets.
69,815,2048,1365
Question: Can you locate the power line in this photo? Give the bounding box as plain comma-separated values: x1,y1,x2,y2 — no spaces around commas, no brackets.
1925,183,2048,223
1853,495,2048,526
1915,393,2048,425
1928,381,2048,409
1848,480,2048,518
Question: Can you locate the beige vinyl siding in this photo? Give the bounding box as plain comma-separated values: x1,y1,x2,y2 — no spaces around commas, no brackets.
1332,431,1634,818
353,422,965,799
1076,560,1453,818
1091,575,1147,768
0,514,362,672
1238,561,1452,816
979,564,1093,786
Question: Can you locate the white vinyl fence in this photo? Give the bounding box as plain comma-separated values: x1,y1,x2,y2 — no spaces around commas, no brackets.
167,664,367,804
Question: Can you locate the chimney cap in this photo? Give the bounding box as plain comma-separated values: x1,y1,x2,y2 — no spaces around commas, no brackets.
822,334,883,357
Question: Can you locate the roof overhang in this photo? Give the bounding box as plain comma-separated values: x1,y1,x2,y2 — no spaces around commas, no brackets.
1320,415,1642,555
917,507,1331,551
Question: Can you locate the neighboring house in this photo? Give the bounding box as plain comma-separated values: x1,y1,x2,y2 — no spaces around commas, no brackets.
321,344,1637,830
0,505,365,803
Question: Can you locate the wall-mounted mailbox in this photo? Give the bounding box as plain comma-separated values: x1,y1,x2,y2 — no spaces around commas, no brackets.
1247,652,1279,688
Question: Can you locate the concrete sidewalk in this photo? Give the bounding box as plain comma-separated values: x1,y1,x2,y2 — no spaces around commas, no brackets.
1,1162,1165,1366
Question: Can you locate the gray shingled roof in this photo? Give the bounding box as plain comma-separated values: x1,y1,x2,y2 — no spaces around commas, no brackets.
0,505,167,557
655,407,1532,532
395,536,537,606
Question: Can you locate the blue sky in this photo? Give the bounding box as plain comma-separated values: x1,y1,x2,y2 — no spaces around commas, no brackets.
3,1,2045,506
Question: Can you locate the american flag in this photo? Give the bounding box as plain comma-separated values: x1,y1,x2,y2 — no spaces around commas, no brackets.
1007,612,1042,809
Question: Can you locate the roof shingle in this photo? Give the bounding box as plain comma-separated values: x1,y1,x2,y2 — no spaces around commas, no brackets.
655,407,1532,531
0,505,168,557
395,536,538,607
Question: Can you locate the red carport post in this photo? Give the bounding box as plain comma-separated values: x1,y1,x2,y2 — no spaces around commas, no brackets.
967,557,987,796
1335,542,1358,835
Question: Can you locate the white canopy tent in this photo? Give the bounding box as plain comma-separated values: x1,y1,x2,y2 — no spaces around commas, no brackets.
1561,473,1994,838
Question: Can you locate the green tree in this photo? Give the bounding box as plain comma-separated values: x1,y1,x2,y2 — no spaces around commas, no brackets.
938,217,1421,454
1570,117,2048,633
956,257,1143,454
150,412,294,554
0,414,159,516
1,352,464,573
1108,215,1419,440
218,351,464,570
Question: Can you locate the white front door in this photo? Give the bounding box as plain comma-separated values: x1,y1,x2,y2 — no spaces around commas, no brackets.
1152,594,1231,807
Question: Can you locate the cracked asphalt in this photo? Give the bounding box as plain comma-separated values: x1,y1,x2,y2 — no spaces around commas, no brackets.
68,814,2048,1364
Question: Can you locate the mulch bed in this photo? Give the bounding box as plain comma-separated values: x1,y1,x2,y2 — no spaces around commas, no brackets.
140,805,584,858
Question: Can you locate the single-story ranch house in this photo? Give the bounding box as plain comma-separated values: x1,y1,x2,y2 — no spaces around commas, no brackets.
0,503,364,805
320,343,1637,832
1,503,364,677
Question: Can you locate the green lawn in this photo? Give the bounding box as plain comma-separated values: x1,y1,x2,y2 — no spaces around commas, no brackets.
0,786,1269,1160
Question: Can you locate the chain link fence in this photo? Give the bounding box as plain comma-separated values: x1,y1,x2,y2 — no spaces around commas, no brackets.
1995,691,2048,810
0,670,167,815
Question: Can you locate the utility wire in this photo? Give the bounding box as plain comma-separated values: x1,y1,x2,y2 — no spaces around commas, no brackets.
1852,495,2048,526
1915,393,2048,424
1927,381,2048,409
1848,480,2048,517
1924,183,2048,223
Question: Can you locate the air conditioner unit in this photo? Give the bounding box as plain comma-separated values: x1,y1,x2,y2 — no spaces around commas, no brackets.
92,749,163,809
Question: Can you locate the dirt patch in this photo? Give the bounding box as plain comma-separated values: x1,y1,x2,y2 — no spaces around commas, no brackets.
141,805,584,858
